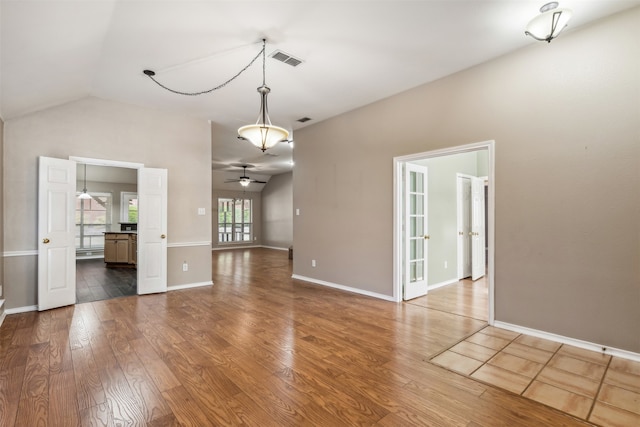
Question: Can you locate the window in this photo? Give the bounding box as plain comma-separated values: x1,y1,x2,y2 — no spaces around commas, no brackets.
218,198,252,243
76,192,112,251
121,192,138,223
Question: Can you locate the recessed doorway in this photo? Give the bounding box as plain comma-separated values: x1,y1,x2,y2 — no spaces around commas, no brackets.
393,140,495,324
75,163,138,303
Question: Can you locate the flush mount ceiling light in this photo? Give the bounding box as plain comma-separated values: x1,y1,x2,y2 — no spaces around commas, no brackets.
525,2,572,43
78,164,91,200
142,39,289,152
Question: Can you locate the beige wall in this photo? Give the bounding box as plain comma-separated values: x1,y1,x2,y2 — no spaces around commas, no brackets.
293,9,640,352
3,97,212,309
212,189,262,249
261,172,293,249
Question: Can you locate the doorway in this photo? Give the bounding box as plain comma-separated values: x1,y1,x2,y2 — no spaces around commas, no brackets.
38,156,168,311
393,141,495,324
75,163,138,303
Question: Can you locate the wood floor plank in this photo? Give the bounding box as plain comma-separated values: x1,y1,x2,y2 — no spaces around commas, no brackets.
48,369,80,427
98,366,146,426
15,342,50,427
0,365,26,426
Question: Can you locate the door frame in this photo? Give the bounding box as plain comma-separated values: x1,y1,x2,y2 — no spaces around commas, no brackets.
70,156,144,295
392,140,496,325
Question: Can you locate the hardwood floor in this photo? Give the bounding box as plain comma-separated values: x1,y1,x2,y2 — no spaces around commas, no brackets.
0,248,593,426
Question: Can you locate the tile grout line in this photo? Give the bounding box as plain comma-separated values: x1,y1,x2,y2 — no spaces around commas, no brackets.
585,354,613,422
467,331,520,377
425,323,490,361
520,342,565,397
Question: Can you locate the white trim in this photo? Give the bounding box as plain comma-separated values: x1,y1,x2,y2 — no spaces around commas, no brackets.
6,243,215,255
0,304,5,329
393,140,495,326
76,254,105,260
167,281,213,291
494,321,640,363
6,305,38,315
167,241,212,248
69,156,144,169
428,278,459,291
261,246,289,251
212,245,261,251
3,250,38,257
292,274,397,302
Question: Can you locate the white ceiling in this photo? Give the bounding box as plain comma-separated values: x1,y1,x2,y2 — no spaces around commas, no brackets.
3,1,638,186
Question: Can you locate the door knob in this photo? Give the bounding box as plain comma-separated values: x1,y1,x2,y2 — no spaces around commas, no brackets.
42,238,50,244
161,234,166,239
424,235,430,240
458,231,463,236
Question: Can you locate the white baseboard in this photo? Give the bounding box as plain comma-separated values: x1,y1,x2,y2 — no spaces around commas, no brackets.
212,245,261,251
494,321,640,363
261,245,289,251
5,305,38,315
167,281,213,291
428,278,458,291
292,274,396,302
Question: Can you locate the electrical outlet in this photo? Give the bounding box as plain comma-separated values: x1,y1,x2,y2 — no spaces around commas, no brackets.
182,262,188,272
198,207,205,215
311,260,316,267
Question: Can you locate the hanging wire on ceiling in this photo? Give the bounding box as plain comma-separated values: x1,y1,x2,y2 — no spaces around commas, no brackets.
142,43,265,96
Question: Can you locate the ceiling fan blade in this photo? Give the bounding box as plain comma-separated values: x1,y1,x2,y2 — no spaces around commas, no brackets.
224,179,240,183
252,180,268,184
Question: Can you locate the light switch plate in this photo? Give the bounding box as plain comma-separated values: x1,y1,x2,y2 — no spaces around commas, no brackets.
198,208,206,215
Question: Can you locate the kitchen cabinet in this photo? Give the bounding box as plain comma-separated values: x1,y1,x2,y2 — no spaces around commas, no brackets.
104,232,136,266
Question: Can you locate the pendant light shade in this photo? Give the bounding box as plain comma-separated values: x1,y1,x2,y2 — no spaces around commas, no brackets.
525,2,572,43
238,85,289,152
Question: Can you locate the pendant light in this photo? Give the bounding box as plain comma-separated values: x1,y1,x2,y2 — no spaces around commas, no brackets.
237,39,289,152
78,164,91,200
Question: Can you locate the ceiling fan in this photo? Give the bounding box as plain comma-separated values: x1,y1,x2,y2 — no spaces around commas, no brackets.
224,165,267,187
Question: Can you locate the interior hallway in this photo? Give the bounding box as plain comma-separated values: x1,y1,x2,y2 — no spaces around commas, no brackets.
0,248,637,426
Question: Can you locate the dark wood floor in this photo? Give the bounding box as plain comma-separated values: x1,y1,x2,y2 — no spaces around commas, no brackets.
0,248,591,426
76,259,137,304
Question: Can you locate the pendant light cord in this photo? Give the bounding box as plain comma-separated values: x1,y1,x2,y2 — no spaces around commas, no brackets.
143,41,266,96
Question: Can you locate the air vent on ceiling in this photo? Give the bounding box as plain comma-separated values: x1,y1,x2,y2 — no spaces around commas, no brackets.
297,117,312,123
270,50,303,67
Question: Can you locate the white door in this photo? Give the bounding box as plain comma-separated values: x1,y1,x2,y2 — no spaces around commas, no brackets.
38,157,76,311
471,176,486,281
137,167,168,294
457,176,472,279
404,163,428,300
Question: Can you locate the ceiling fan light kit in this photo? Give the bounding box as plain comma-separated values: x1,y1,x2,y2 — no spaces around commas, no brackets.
525,2,572,43
224,165,268,187
142,38,288,152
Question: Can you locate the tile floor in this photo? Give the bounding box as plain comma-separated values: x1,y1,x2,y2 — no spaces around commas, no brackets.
431,326,640,426
76,258,137,303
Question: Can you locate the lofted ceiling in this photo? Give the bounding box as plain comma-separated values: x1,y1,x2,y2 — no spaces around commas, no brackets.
2,1,638,189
